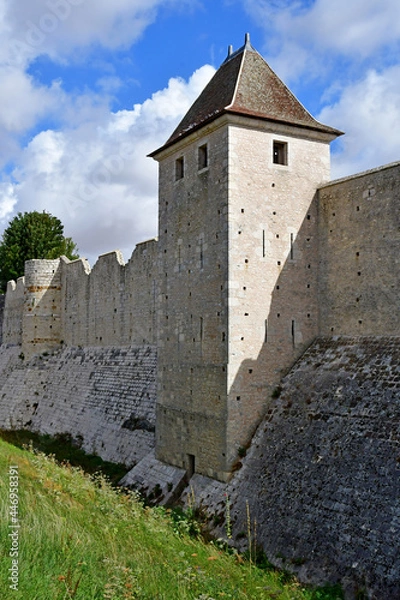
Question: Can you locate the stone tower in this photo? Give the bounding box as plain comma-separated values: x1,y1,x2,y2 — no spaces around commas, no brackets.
22,259,62,358
150,34,342,482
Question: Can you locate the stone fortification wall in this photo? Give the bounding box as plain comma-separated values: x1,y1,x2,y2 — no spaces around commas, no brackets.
0,241,159,468
318,162,400,336
187,336,400,599
0,344,156,467
3,278,25,346
3,239,158,354
22,259,62,357
124,240,158,345
61,255,91,346
62,250,126,348
0,294,5,344
61,239,158,348
156,122,231,481
225,120,331,471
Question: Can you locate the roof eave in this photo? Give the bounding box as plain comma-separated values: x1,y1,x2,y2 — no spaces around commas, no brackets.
225,108,344,138
148,111,226,159
148,108,343,159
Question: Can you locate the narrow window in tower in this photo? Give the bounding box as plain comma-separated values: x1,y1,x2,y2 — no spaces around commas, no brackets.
291,320,295,346
262,229,266,257
264,319,268,343
175,156,184,180
290,232,294,260
273,141,288,165
198,144,208,170
199,317,203,341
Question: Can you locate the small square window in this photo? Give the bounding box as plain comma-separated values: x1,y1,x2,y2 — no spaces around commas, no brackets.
175,156,184,180
273,141,288,165
198,144,208,170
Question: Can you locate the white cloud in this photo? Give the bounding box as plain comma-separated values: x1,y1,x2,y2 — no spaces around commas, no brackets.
0,67,58,133
318,65,400,179
0,0,163,169
0,67,67,172
4,65,216,265
299,0,400,58
0,0,213,264
3,0,194,67
0,66,111,172
0,184,18,222
240,0,400,179
242,0,400,82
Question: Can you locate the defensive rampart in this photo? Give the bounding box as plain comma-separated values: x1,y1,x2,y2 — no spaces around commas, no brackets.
0,156,399,600
3,278,24,345
187,336,400,599
0,344,156,467
2,239,158,357
318,161,400,336
0,240,159,469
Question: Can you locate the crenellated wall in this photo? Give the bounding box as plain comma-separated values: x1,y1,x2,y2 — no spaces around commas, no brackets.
3,239,158,355
61,255,91,346
0,39,399,598
124,240,158,346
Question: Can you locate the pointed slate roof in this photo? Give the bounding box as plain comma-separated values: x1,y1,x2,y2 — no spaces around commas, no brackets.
150,34,342,156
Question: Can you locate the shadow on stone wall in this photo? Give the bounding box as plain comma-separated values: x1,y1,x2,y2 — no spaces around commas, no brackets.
0,294,5,344
225,336,400,599
227,192,320,462
221,174,400,597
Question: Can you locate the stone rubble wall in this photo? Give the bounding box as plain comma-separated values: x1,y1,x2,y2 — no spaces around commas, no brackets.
184,336,400,600
0,344,157,467
120,450,187,506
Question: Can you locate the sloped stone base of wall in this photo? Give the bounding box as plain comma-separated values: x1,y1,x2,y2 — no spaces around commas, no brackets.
0,344,157,467
1,336,399,597
187,337,400,599
121,450,187,505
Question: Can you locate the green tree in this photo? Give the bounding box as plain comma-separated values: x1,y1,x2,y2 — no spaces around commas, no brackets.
0,211,79,290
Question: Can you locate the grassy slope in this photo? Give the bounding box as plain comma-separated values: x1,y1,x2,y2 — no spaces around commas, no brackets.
0,429,128,484
0,439,342,599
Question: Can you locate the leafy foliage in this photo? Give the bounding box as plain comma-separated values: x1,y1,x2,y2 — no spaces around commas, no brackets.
0,211,78,290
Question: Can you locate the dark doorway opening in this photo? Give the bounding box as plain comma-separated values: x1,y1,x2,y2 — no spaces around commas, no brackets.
187,454,195,478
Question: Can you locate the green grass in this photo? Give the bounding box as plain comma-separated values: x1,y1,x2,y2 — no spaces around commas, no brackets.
0,438,343,599
0,429,128,484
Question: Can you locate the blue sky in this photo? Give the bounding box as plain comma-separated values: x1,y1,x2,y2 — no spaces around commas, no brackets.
1,0,400,265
